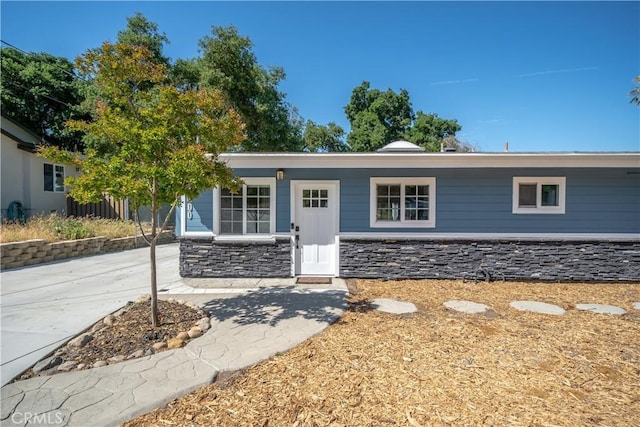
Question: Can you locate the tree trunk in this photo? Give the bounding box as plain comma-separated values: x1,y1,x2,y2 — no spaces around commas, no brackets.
150,177,159,327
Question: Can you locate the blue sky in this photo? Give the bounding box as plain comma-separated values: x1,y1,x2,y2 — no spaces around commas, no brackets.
2,1,639,152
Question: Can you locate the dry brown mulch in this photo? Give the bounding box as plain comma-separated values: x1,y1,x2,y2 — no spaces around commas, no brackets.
124,279,640,427
15,299,204,381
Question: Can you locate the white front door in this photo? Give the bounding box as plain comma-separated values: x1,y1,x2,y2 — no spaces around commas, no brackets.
292,181,339,276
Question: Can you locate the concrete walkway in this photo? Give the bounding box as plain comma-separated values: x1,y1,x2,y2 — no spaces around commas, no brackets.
1,244,348,426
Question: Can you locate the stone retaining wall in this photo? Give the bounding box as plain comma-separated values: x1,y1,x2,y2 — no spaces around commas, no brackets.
179,238,291,277
1,231,174,270
340,239,640,282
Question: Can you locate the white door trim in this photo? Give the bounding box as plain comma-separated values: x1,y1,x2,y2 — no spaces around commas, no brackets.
290,180,340,276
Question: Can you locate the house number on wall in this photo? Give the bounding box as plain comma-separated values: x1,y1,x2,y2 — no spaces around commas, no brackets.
186,200,193,220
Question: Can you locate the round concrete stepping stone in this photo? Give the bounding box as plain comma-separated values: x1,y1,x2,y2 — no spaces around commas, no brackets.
444,300,490,314
372,298,417,314
633,302,640,310
576,303,626,316
510,300,565,316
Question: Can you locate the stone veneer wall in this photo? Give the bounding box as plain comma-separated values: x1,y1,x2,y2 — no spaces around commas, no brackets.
180,238,291,277
0,231,174,270
339,239,640,282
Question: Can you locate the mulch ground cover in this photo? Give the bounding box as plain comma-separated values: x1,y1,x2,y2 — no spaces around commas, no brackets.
15,299,203,381
122,279,639,426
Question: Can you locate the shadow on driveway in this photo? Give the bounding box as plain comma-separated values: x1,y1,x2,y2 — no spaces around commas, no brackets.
201,287,347,327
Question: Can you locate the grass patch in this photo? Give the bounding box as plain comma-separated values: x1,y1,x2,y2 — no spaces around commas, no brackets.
0,214,143,243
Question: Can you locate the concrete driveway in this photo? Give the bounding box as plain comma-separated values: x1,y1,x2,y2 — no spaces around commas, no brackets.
0,244,183,386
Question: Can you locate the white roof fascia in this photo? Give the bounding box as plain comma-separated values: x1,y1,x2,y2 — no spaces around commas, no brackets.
219,152,640,169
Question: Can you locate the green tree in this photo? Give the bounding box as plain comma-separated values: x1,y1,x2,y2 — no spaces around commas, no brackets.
0,47,85,150
405,112,462,152
303,120,349,152
345,81,413,152
630,76,640,106
41,42,246,327
196,26,304,152
116,12,170,67
344,81,464,152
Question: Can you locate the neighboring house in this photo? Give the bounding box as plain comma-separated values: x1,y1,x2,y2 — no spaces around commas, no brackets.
1,116,77,219
177,141,640,282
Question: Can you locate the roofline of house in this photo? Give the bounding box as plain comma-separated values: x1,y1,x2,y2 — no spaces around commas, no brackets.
0,115,48,148
219,151,640,169
0,128,37,153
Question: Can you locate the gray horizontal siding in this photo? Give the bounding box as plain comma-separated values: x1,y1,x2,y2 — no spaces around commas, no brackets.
182,167,640,235
184,190,213,233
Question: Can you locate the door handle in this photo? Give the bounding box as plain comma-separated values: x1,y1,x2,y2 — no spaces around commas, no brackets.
295,234,299,249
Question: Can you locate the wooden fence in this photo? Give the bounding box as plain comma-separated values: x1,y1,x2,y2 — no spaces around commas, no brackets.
66,194,131,220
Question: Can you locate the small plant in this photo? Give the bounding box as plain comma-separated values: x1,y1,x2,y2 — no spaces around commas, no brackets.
53,217,94,240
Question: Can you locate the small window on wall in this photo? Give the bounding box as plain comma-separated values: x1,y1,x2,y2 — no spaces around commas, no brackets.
512,177,566,214
370,177,436,228
44,163,65,192
219,178,275,235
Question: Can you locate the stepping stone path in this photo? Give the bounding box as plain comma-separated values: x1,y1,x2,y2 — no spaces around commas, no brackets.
510,301,566,315
444,300,491,314
371,298,417,314
576,303,626,315
376,298,632,318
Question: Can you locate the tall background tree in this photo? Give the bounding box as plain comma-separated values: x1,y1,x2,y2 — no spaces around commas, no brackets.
0,46,85,150
344,80,471,152
302,120,348,152
630,76,640,106
172,26,304,152
41,42,246,327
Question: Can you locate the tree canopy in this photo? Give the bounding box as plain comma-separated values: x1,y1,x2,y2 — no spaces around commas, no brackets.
344,81,468,152
302,120,348,152
194,26,304,152
41,42,246,326
630,76,640,107
0,46,85,150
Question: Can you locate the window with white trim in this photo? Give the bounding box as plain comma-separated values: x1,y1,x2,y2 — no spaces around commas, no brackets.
370,177,436,228
44,163,65,192
512,177,566,214
219,178,276,234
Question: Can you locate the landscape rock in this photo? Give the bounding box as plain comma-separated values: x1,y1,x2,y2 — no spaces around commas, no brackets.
76,363,86,370
68,333,93,348
93,361,107,368
152,341,167,351
188,327,203,338
103,314,116,326
91,322,104,333
108,355,126,363
167,338,185,349
197,317,211,331
144,348,155,356
176,331,190,341
127,350,144,359
56,361,78,372
135,295,151,304
33,356,63,374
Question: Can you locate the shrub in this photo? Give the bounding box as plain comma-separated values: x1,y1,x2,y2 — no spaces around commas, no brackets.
53,217,94,240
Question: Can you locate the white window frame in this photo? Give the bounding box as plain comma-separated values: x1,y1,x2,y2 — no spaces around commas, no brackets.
512,177,566,214
44,163,65,193
214,177,276,235
370,177,436,228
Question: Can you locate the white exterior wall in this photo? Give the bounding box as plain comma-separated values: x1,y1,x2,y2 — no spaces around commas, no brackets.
1,118,76,218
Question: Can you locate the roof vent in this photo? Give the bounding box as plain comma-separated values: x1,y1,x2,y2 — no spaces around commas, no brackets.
377,140,425,153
